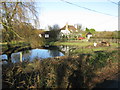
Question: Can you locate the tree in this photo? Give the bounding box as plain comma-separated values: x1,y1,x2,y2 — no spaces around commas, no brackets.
89,28,95,33
47,25,53,31
47,24,60,31
85,28,96,33
52,24,60,30
85,28,89,32
0,1,41,63
0,2,39,41
76,24,82,31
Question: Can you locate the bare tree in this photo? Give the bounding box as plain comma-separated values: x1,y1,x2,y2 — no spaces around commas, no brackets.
76,24,82,31
0,1,40,63
52,24,60,30
0,1,39,40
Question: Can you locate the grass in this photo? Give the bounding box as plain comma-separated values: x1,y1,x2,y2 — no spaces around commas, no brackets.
54,41,93,46
54,41,118,47
71,46,117,55
55,41,118,55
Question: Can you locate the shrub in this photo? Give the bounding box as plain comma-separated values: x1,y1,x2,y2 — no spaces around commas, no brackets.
2,50,118,89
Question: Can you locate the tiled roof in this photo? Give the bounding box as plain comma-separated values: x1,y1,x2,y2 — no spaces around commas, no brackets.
60,25,77,31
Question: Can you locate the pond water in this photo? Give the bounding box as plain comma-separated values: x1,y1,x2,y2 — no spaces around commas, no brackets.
1,48,64,63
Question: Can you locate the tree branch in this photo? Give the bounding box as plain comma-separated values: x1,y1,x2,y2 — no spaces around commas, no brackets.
0,22,24,40
10,2,19,20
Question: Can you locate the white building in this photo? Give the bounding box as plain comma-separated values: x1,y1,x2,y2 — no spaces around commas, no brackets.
60,23,77,36
86,32,92,39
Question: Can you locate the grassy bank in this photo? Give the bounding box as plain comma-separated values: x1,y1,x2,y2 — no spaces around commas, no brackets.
2,50,119,89
54,41,118,47
1,41,30,53
54,41,93,46
69,45,118,55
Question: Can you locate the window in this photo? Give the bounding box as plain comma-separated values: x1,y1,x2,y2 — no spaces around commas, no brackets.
45,34,49,38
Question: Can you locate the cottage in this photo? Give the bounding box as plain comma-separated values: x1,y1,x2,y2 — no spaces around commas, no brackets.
86,32,92,39
60,23,77,36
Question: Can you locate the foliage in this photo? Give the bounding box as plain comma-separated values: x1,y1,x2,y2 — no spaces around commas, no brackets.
2,29,17,42
2,22,45,48
89,28,95,33
89,51,110,68
93,31,119,39
47,24,60,31
85,28,96,33
44,30,61,45
44,24,61,45
85,28,89,32
2,50,118,89
13,22,45,47
112,31,119,39
1,2,46,50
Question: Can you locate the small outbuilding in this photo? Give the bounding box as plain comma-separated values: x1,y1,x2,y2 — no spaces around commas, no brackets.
86,32,92,39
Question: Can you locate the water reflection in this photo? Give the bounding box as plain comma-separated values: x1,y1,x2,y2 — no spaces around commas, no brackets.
1,48,64,63
48,49,61,57
0,54,8,64
59,45,77,55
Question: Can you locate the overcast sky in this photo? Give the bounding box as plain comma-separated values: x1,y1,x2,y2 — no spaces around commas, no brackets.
36,0,118,31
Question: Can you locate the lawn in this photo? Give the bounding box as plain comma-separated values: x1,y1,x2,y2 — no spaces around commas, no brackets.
54,41,93,46
54,41,118,55
54,40,118,47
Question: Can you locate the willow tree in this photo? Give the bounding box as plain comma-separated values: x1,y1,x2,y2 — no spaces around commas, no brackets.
0,1,43,63
1,1,39,38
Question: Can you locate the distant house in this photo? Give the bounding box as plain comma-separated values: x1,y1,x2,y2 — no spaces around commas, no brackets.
86,32,92,39
60,23,77,36
36,29,60,41
35,29,51,39
44,34,49,38
41,31,50,39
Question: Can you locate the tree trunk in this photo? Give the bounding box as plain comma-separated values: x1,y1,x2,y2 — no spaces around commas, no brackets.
7,53,12,64
6,42,12,63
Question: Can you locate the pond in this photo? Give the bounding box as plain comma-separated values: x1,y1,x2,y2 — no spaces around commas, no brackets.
1,45,81,64
0,48,64,63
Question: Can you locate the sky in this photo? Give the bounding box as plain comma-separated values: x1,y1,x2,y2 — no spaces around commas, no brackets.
35,0,119,31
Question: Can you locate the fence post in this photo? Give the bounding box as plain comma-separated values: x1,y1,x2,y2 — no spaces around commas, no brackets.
20,52,22,62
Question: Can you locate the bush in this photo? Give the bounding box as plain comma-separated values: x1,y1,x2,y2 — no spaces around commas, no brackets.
2,50,118,89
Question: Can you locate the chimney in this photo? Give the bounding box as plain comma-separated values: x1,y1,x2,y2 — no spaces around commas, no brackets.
66,22,68,30
74,24,77,29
